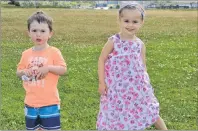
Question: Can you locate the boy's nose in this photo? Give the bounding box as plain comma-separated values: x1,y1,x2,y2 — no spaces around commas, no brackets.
36,32,41,36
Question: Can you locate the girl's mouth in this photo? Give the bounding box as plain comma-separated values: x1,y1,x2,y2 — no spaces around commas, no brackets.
126,28,134,32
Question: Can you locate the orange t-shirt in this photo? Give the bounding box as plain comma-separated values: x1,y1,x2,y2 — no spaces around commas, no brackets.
17,46,66,107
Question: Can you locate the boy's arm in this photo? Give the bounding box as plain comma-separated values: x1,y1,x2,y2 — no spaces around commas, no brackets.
141,43,147,71
16,70,26,78
16,52,27,78
50,49,67,75
48,65,66,75
98,39,114,85
36,65,66,80
36,49,66,79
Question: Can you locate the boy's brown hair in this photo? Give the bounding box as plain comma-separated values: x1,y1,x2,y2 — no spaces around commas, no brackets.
27,11,53,32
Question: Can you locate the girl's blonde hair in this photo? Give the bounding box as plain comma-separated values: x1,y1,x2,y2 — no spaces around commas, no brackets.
119,1,145,20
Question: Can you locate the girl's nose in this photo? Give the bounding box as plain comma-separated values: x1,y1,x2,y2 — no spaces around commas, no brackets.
128,22,133,27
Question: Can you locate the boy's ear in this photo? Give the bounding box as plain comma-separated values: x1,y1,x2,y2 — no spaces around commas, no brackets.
49,31,53,39
26,30,30,37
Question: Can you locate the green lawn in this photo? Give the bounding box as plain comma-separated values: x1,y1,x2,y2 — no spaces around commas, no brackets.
1,8,197,130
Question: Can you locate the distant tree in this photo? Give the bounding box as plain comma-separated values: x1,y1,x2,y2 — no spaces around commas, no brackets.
8,0,15,5
116,5,120,9
14,1,20,6
8,0,20,6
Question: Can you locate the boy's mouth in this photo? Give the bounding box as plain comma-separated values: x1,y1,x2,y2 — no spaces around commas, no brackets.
36,38,42,42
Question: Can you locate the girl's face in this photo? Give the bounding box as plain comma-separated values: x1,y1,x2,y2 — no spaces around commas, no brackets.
119,9,144,37
28,20,53,46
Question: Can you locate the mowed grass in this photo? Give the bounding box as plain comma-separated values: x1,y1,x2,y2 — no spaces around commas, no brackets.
1,8,197,130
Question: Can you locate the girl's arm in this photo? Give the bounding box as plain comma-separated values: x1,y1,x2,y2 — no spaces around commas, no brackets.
98,39,114,85
141,43,147,71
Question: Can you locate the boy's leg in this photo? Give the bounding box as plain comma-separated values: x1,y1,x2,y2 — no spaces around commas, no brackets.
154,116,168,130
25,106,40,130
39,105,61,130
36,127,44,130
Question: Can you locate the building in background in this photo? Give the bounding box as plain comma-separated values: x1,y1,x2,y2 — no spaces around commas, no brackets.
95,1,198,9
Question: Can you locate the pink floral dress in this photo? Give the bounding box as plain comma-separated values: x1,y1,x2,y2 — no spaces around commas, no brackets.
96,34,159,130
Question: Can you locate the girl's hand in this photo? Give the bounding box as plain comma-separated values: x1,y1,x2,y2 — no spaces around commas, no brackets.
98,83,108,96
36,66,49,80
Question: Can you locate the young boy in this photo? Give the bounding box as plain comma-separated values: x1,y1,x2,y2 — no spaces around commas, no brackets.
16,11,67,130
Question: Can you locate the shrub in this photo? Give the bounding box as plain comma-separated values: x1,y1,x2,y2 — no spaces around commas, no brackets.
116,5,120,9
14,2,20,6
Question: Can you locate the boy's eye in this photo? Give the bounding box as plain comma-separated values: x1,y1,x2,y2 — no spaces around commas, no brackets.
32,29,37,32
124,20,129,23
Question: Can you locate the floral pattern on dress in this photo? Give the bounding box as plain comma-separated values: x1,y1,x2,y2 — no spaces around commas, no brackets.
96,34,159,130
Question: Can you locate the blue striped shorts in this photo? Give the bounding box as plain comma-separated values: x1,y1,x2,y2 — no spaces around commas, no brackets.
24,104,60,130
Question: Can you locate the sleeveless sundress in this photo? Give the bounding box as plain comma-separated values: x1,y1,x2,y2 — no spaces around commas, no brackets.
96,34,160,130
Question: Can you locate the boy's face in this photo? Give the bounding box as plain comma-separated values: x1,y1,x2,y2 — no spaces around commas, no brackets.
28,20,53,45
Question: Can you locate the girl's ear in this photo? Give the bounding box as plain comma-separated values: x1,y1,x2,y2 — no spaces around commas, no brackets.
142,20,144,24
117,16,121,26
140,20,144,27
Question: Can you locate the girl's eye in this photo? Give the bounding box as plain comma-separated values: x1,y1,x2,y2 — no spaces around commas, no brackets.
124,20,129,23
41,30,45,33
133,21,138,23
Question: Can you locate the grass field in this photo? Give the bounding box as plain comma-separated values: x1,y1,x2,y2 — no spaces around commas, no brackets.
0,8,197,130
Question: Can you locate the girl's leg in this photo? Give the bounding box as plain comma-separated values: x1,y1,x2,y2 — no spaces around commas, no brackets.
154,116,168,130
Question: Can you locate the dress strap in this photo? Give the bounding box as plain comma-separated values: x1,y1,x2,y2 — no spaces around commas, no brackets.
108,34,120,45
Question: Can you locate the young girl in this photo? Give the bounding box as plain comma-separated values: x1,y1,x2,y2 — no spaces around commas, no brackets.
96,1,168,130
16,11,67,130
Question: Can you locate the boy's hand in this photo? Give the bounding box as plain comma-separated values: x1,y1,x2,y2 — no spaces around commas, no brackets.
23,68,33,77
36,66,49,80
98,83,108,96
